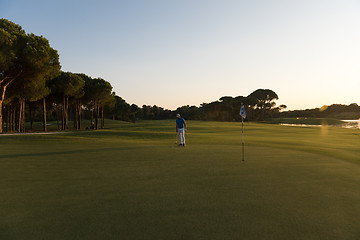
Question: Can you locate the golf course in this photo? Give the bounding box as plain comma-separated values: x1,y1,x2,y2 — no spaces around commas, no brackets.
0,120,359,239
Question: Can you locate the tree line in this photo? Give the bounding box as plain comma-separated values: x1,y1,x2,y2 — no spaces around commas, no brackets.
0,19,121,133
175,89,282,121
1,19,285,134
112,89,282,122
279,103,360,120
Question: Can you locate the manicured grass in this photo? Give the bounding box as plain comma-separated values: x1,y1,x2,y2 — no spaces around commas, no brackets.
0,120,359,239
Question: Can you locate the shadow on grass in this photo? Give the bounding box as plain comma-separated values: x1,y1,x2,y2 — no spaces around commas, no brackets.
65,130,175,140
0,146,152,159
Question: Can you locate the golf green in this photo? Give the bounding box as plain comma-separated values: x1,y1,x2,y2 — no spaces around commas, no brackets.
0,120,359,239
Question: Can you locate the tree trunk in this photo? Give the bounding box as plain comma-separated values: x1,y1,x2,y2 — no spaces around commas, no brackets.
8,106,12,132
65,96,69,129
101,107,104,128
97,104,100,129
22,98,26,132
91,102,94,124
95,103,98,129
63,97,66,130
2,105,5,132
22,99,25,132
0,104,4,133
77,101,82,130
61,106,63,130
43,98,47,132
56,105,60,130
7,105,10,132
18,98,22,133
0,86,6,133
0,83,8,133
18,97,26,133
9,105,12,132
29,102,33,130
62,96,66,130
1,108,3,132
0,102,3,133
73,104,77,129
12,106,15,131
69,105,72,127
6,106,10,132
100,107,103,129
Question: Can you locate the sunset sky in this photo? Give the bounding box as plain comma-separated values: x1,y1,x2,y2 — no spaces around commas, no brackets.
1,0,359,110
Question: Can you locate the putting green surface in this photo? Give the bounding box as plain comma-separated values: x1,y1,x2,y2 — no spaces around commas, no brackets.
0,120,359,239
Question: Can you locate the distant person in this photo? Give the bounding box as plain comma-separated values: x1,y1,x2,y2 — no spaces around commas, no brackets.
176,113,186,146
86,122,95,130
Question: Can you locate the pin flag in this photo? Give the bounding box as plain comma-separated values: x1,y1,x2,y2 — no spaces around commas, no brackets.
240,103,246,119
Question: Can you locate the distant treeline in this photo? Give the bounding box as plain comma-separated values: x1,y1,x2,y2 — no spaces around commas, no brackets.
112,89,282,122
279,104,360,120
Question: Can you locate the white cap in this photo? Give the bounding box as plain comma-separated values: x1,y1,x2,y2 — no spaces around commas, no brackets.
176,113,180,118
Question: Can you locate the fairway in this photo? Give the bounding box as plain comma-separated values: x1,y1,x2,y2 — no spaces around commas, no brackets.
1,120,359,240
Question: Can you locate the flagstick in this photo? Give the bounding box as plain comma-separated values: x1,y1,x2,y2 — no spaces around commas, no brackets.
242,116,245,161
240,103,246,162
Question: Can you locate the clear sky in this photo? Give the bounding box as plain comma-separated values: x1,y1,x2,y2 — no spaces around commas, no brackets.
1,0,359,110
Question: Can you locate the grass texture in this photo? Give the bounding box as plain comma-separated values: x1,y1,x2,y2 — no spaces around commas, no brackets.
0,120,359,239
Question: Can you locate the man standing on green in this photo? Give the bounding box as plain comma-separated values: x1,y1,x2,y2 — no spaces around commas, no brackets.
176,113,186,146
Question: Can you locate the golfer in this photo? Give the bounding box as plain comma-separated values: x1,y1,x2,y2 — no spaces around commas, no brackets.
176,113,186,146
